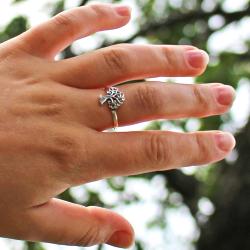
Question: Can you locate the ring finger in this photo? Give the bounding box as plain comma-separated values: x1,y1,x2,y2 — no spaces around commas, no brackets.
66,82,235,131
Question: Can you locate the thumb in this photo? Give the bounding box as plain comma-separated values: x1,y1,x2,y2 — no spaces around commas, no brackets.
27,198,134,248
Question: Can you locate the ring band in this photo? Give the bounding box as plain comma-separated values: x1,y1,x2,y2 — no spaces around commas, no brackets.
99,87,125,130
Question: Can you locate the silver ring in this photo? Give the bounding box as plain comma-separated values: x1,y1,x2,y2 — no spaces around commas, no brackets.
99,87,125,131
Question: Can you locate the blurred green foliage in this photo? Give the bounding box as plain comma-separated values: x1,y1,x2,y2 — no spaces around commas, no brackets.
0,0,249,249
0,16,28,43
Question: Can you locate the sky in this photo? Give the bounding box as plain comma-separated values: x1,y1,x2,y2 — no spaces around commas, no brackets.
0,0,250,250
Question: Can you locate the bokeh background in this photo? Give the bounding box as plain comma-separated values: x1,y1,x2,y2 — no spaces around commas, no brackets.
0,0,249,249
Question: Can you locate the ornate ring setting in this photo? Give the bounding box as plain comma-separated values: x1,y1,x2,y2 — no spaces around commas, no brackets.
99,87,125,131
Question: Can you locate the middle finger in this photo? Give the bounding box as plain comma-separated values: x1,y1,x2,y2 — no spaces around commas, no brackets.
51,44,209,89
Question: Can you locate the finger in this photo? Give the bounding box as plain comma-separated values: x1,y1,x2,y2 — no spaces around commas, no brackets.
18,3,131,59
65,82,235,131
22,199,134,248
51,44,209,88
78,130,235,180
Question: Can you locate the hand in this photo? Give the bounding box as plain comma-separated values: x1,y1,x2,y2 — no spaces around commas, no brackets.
0,2,235,248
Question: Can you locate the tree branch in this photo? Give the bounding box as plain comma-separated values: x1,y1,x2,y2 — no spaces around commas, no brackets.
101,5,250,46
197,118,250,250
79,0,89,6
160,169,201,216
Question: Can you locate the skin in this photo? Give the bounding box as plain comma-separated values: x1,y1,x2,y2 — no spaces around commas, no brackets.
0,2,236,249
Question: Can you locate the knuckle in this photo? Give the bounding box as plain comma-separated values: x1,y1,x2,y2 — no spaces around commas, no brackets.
136,84,163,114
37,103,64,117
8,102,64,118
161,46,175,72
73,226,100,247
53,11,78,39
31,91,63,105
29,86,64,102
72,206,109,246
49,133,82,173
192,85,211,115
54,12,73,28
13,86,66,118
193,133,212,164
183,45,198,51
145,134,170,166
88,3,110,18
47,130,93,184
102,45,129,73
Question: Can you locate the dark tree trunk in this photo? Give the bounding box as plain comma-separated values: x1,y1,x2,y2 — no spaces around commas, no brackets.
197,119,250,250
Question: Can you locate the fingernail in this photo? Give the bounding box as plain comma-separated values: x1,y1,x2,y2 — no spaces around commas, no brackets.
213,85,235,106
114,5,131,17
215,132,236,152
186,50,209,69
107,231,133,248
